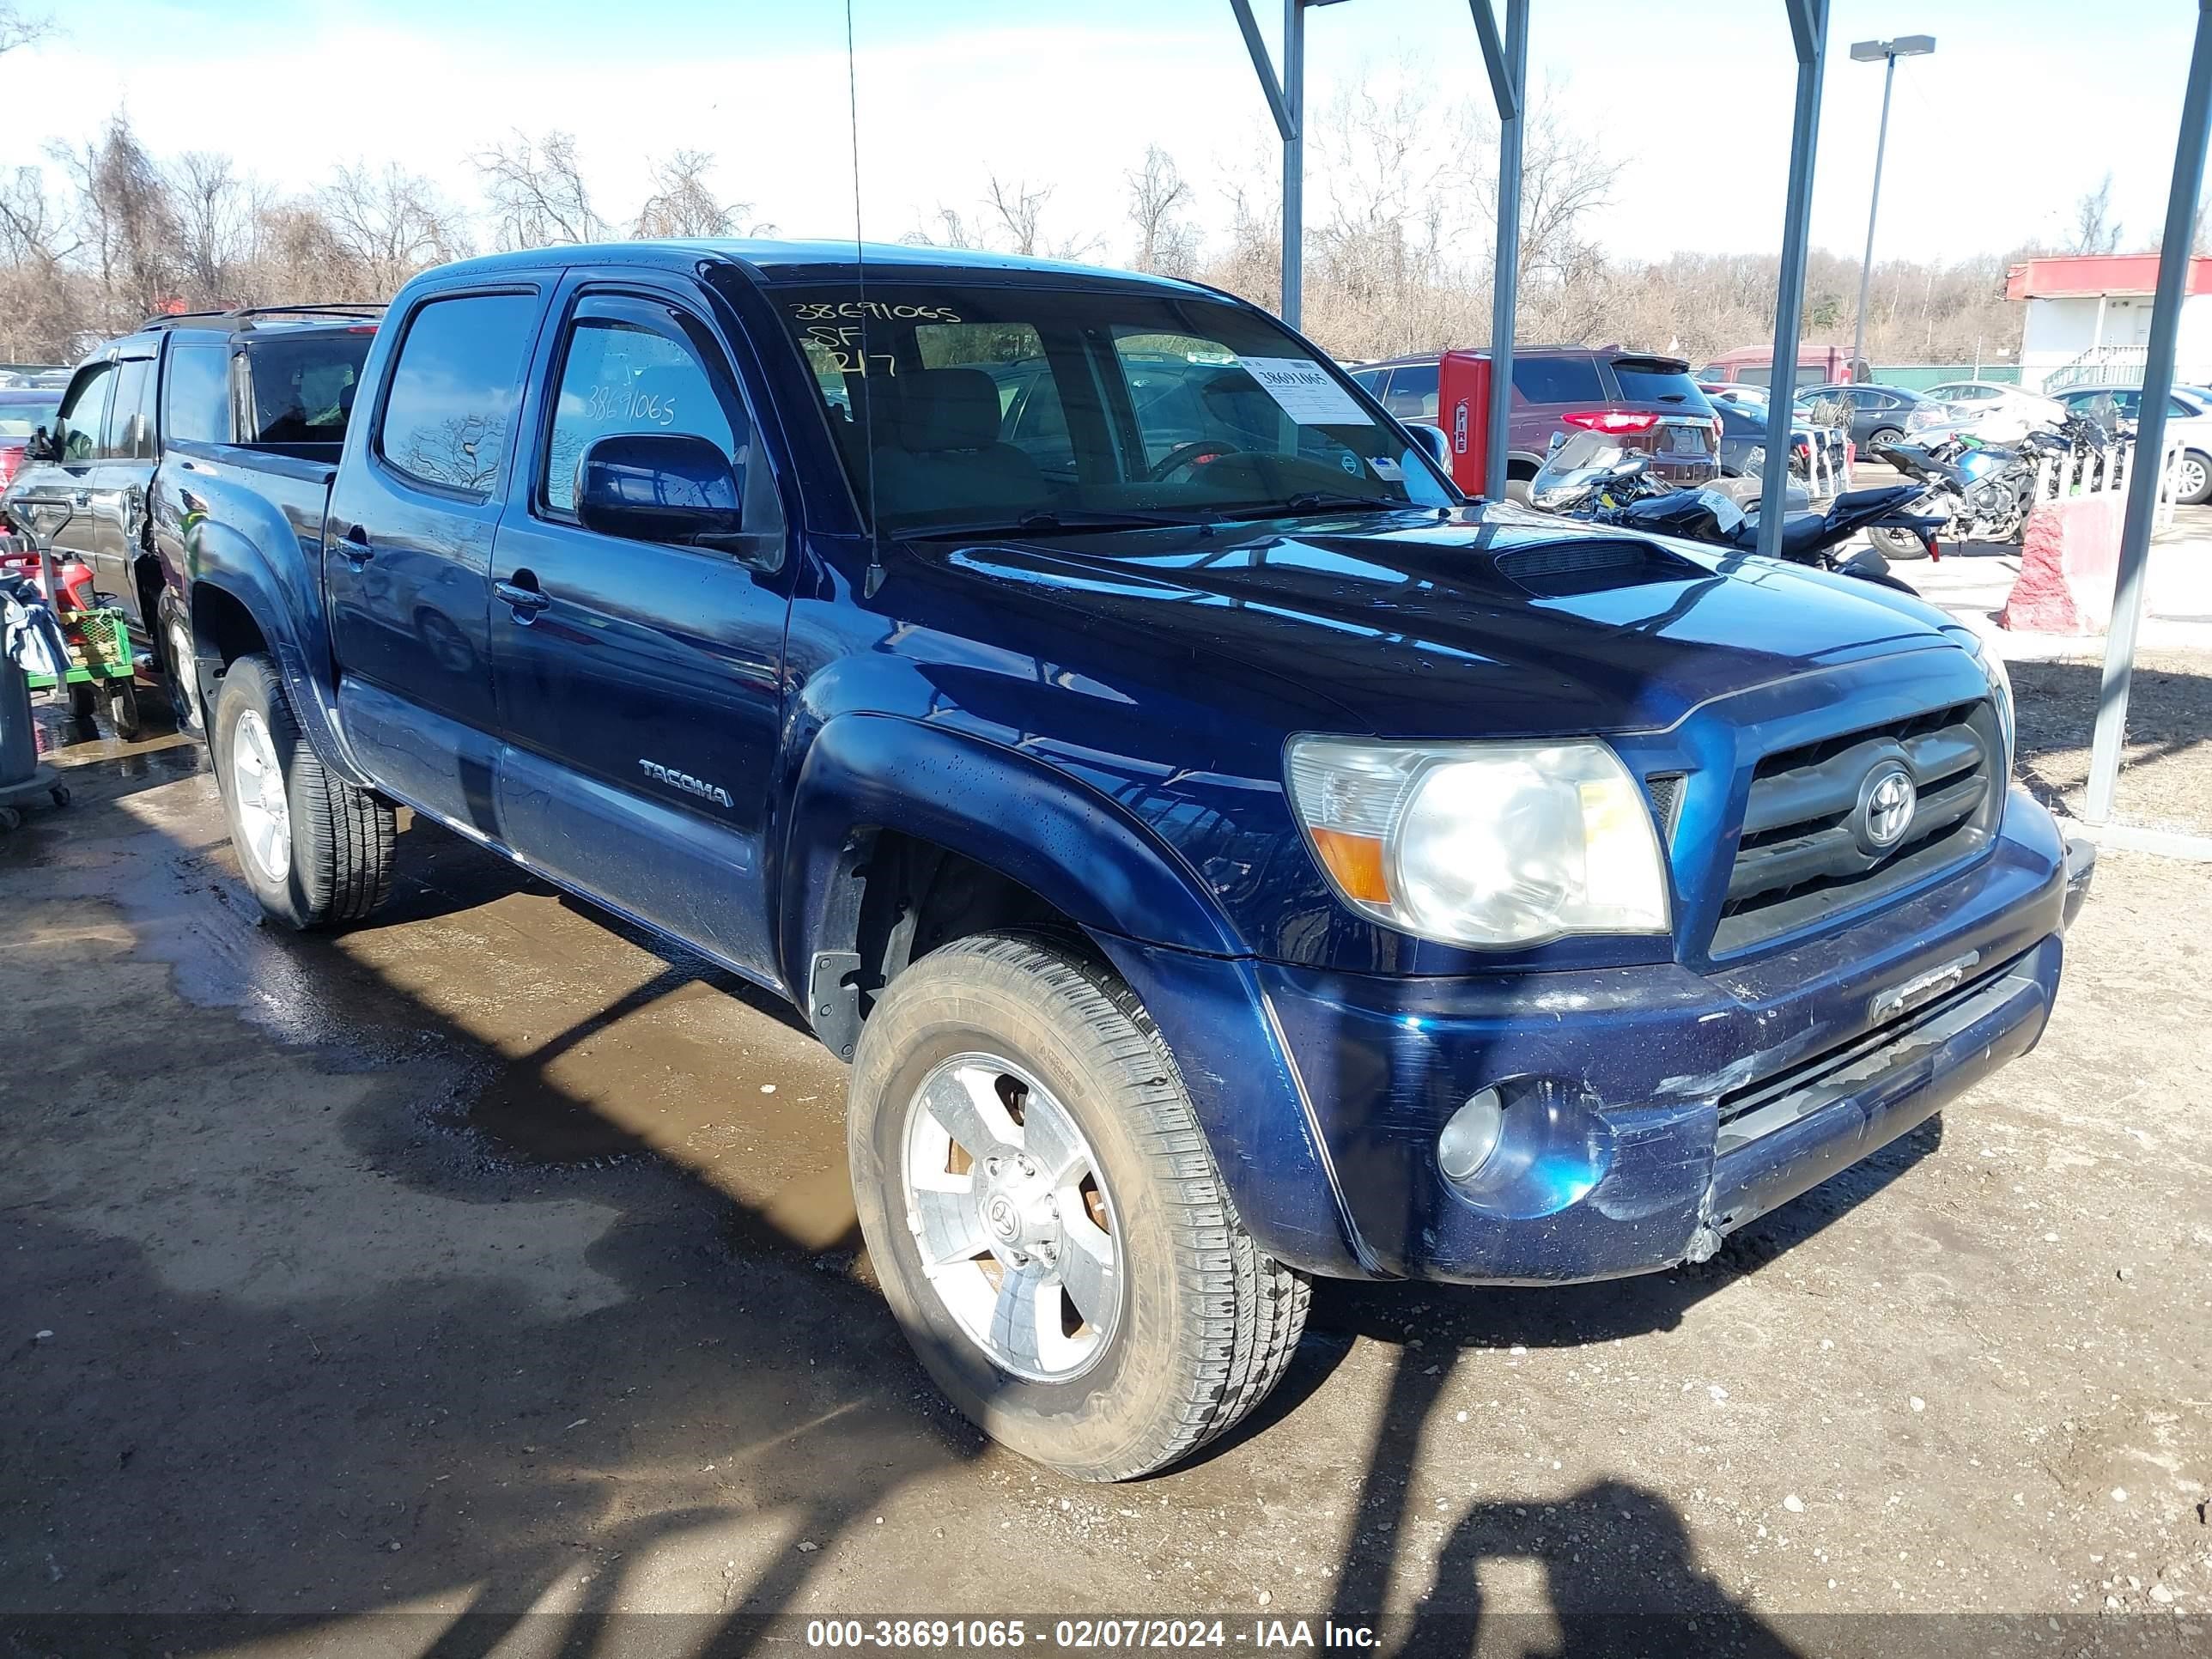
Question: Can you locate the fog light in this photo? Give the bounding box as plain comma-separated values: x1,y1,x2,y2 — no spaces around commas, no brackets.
1438,1087,1507,1182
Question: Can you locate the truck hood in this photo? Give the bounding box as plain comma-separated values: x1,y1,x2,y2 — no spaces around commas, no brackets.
926,504,1958,739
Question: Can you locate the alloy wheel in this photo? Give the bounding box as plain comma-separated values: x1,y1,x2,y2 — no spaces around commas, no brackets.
229,708,291,884
900,1052,1121,1382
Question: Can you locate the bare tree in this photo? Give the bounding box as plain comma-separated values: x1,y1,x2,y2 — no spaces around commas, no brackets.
902,204,981,250
0,2,51,55
632,149,769,240
1127,145,1198,276
51,114,183,327
319,161,464,298
2069,173,2123,255
169,150,251,302
985,174,1051,257
477,129,602,250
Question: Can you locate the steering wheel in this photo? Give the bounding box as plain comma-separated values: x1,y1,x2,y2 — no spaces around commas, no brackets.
1146,441,1240,483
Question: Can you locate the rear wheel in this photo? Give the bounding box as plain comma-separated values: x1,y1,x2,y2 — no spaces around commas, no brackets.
212,653,394,931
1868,426,1904,451
66,680,97,724
1868,524,1931,561
848,932,1308,1481
101,677,141,740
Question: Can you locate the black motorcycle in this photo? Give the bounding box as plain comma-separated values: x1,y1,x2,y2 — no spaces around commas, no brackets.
1528,431,1939,594
1869,411,2112,556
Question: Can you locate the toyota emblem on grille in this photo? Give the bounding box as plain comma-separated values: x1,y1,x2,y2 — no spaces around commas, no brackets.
1860,763,1917,850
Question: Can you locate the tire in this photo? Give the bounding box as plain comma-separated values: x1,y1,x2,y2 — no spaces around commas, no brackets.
156,595,203,735
2177,450,2212,506
0,806,18,832
1504,477,1535,506
1868,427,1903,451
1867,524,1930,561
67,680,97,723
848,931,1309,1481
102,678,141,740
212,653,394,931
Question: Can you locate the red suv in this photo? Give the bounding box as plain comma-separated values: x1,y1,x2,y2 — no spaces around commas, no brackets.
1349,346,1720,500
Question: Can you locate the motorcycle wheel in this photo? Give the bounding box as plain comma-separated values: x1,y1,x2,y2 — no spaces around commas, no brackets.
1867,525,1931,561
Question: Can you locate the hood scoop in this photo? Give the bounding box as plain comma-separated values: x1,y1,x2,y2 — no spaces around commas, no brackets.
1492,536,1704,599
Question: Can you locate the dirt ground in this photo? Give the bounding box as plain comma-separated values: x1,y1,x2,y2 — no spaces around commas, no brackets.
3,691,2209,1657
2010,650,2212,837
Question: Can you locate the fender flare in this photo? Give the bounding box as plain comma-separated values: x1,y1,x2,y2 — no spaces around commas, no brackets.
777,713,1245,1000
777,712,1366,1277
186,525,368,788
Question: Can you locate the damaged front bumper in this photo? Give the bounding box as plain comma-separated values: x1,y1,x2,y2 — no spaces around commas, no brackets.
1255,796,2075,1285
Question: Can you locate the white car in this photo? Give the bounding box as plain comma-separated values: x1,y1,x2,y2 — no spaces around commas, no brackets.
2052,383,2212,504
1922,379,2066,443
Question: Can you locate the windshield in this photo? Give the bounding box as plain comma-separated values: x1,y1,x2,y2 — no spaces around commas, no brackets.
0,395,60,439
1529,429,1640,508
769,282,1455,534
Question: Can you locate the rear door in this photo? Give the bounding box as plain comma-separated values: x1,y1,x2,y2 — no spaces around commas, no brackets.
325,283,547,834
487,274,794,980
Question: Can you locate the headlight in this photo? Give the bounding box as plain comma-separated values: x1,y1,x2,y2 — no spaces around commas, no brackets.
1982,648,2016,778
1954,629,2016,778
1284,738,1672,946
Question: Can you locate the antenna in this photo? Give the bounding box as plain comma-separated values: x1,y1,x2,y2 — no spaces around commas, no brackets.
845,0,885,599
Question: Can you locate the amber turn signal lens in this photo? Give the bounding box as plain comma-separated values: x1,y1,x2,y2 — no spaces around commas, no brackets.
1310,826,1391,904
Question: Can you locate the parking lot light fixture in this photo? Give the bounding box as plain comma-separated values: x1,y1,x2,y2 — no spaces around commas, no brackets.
1850,33,1936,384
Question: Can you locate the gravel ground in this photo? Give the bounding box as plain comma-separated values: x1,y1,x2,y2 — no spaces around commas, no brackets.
2,696,2208,1657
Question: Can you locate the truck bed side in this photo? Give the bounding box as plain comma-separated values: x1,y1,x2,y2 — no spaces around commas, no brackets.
154,437,358,780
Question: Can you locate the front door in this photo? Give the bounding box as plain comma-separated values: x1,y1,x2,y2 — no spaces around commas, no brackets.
13,357,113,576
325,285,547,833
83,350,158,618
488,278,794,981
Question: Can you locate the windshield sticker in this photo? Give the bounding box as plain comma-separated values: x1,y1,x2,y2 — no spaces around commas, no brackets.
1369,455,1403,479
790,301,964,324
1237,356,1367,426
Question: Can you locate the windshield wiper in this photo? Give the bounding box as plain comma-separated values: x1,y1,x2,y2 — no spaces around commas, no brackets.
909,507,1201,540
1267,493,1416,517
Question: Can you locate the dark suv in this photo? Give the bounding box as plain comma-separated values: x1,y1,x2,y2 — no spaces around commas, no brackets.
1349,346,1719,498
4,305,380,726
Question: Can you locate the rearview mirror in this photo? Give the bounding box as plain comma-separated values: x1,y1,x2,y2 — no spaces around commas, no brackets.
1403,421,1453,474
575,433,748,550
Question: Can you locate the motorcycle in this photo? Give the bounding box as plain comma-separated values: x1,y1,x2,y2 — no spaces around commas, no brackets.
1528,430,1938,594
1869,411,2112,556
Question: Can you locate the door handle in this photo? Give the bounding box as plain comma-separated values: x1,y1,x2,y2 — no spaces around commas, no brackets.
495,574,550,617
337,525,374,564
70,489,89,507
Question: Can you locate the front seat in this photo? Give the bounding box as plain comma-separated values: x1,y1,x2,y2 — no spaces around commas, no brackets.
871,368,1048,522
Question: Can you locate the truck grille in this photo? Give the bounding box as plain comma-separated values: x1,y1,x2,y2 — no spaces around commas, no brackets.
1711,698,2001,957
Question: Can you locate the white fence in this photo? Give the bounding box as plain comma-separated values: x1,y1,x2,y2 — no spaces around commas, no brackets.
2034,436,2186,530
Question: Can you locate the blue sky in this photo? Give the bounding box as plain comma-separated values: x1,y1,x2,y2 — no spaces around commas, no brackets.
8,0,2198,269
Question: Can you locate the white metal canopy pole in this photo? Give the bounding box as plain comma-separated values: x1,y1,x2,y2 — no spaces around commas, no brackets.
2085,0,2212,823
1759,0,1829,559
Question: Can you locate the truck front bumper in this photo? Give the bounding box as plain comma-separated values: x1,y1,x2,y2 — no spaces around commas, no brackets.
1110,793,2080,1285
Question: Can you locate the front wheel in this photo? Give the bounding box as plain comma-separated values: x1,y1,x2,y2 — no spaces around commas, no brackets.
1867,524,1931,560
212,653,395,930
848,932,1309,1481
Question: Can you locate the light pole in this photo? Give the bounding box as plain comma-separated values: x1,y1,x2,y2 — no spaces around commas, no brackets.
1849,33,1934,383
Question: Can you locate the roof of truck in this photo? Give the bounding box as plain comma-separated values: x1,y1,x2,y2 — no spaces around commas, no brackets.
414,239,1221,295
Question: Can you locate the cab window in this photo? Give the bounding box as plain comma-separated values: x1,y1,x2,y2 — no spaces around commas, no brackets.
54,362,114,462
379,291,540,497
541,291,781,541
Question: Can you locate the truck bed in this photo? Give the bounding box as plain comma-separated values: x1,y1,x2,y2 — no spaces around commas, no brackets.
161,439,336,566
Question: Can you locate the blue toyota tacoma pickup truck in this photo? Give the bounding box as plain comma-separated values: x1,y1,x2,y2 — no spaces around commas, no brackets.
157,240,2094,1480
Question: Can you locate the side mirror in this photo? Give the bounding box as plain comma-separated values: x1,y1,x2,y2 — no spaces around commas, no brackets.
1403,421,1452,473
27,425,54,463
575,432,748,550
